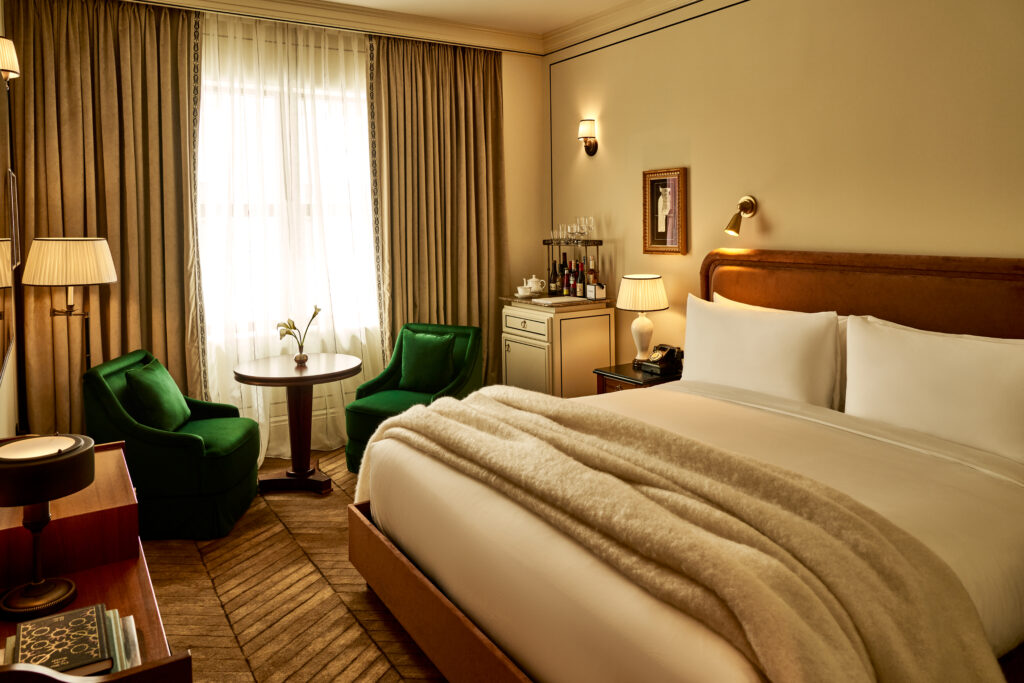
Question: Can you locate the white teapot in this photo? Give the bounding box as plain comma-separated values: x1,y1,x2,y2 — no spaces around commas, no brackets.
527,274,546,293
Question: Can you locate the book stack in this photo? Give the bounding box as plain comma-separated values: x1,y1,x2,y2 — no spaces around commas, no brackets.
0,603,142,675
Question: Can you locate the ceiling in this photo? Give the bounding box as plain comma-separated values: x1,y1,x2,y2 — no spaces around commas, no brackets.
322,0,635,37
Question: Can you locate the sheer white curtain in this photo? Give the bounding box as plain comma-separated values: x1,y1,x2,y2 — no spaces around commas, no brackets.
197,14,381,461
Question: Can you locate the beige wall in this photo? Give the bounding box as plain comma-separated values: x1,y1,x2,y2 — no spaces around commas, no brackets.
548,0,1024,361
502,52,551,292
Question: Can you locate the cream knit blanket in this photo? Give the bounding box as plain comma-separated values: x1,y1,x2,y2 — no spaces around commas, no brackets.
356,386,1003,682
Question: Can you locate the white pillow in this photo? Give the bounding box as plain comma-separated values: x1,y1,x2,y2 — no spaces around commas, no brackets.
683,294,838,407
712,293,847,410
845,316,1024,461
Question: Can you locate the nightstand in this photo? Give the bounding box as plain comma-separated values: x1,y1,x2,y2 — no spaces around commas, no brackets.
593,362,682,393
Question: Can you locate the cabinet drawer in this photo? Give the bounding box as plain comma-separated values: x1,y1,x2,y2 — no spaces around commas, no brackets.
599,377,636,394
503,312,549,340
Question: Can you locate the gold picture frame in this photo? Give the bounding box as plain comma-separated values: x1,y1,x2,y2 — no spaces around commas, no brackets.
642,167,687,255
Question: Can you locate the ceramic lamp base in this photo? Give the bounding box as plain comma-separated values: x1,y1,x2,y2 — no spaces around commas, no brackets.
630,312,654,366
1,577,77,619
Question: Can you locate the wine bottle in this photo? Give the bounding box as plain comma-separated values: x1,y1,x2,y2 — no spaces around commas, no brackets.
569,267,577,297
576,262,585,297
588,256,597,285
562,265,569,295
548,260,559,295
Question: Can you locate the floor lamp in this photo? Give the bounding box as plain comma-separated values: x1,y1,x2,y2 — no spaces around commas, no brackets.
22,237,118,369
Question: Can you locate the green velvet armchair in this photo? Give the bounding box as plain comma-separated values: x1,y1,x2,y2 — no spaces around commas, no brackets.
345,323,482,473
83,350,260,540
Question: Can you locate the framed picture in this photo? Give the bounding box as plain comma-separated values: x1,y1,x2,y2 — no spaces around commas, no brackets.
642,167,687,255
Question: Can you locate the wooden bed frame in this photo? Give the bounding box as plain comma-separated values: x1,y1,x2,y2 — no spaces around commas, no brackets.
349,248,1024,682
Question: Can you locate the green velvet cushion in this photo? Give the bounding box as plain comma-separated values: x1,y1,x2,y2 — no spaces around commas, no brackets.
175,417,261,495
125,358,192,431
398,330,456,392
345,389,434,443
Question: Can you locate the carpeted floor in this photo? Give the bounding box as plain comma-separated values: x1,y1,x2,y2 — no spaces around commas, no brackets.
143,451,444,682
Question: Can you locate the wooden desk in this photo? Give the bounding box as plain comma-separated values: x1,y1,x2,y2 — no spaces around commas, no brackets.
0,443,189,681
234,353,362,494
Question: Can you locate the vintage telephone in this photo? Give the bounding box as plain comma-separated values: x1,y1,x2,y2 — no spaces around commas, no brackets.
640,344,682,375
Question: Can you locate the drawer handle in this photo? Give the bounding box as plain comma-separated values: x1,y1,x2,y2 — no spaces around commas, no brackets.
520,320,527,329
506,342,510,352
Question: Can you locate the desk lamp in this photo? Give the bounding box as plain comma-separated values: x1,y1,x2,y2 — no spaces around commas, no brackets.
616,274,669,368
0,434,95,619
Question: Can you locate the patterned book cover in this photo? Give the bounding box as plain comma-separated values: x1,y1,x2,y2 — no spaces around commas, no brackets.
14,603,113,675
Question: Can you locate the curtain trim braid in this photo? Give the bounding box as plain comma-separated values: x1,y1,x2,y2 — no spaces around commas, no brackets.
187,10,211,400
367,37,391,367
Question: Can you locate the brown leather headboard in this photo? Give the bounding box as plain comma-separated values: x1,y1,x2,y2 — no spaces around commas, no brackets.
700,249,1024,339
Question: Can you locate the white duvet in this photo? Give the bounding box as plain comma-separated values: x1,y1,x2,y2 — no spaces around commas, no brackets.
358,381,1024,682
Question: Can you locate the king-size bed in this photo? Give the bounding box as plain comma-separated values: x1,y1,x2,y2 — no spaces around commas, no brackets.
349,249,1024,682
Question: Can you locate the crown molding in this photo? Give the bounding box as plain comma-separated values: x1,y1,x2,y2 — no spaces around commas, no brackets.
132,0,545,54
542,0,693,54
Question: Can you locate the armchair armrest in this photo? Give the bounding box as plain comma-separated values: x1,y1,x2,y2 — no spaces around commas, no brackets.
431,352,483,402
355,360,402,399
186,397,241,419
86,396,205,495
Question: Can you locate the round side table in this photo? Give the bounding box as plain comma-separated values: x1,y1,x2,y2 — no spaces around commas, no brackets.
234,353,362,494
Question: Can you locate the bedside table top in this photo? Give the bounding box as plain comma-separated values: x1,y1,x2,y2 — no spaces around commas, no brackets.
593,362,682,386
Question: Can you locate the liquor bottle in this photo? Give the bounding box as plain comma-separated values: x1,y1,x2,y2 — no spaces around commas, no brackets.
548,260,559,295
588,256,597,285
562,264,569,295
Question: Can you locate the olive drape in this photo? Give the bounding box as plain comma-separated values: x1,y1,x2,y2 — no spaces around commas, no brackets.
6,0,206,432
368,36,509,384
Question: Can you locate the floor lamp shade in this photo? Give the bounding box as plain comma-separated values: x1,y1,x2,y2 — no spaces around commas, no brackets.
0,37,19,81
22,238,117,288
616,274,669,365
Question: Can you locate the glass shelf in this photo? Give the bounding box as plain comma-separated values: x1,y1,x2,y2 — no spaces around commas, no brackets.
542,238,603,247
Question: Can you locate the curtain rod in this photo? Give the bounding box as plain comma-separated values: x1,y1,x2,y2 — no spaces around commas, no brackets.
121,0,541,56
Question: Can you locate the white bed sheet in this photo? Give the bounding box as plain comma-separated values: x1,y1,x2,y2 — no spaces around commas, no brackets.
360,381,1024,682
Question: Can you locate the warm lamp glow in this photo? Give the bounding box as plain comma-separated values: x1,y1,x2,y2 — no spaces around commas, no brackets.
0,239,10,288
723,196,758,237
0,37,19,82
616,274,669,366
23,237,118,313
616,274,668,313
577,119,598,156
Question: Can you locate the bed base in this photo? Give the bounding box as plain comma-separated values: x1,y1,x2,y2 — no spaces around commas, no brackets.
347,501,530,682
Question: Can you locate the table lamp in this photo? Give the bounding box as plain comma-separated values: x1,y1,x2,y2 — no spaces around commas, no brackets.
0,434,96,619
616,274,669,367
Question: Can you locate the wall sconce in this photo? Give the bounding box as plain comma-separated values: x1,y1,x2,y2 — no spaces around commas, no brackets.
724,195,758,236
577,119,598,156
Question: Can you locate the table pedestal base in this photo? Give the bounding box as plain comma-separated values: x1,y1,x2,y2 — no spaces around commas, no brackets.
259,468,332,495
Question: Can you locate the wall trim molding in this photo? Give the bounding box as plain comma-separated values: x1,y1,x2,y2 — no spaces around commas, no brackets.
129,0,729,57
541,0,698,54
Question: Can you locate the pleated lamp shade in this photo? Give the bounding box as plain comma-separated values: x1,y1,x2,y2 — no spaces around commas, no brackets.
616,274,669,312
0,239,11,288
0,37,19,81
23,238,118,287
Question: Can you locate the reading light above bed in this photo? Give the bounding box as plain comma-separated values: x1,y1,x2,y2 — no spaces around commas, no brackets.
724,195,758,236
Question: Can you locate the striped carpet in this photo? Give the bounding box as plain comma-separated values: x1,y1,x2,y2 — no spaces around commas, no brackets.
143,451,445,682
